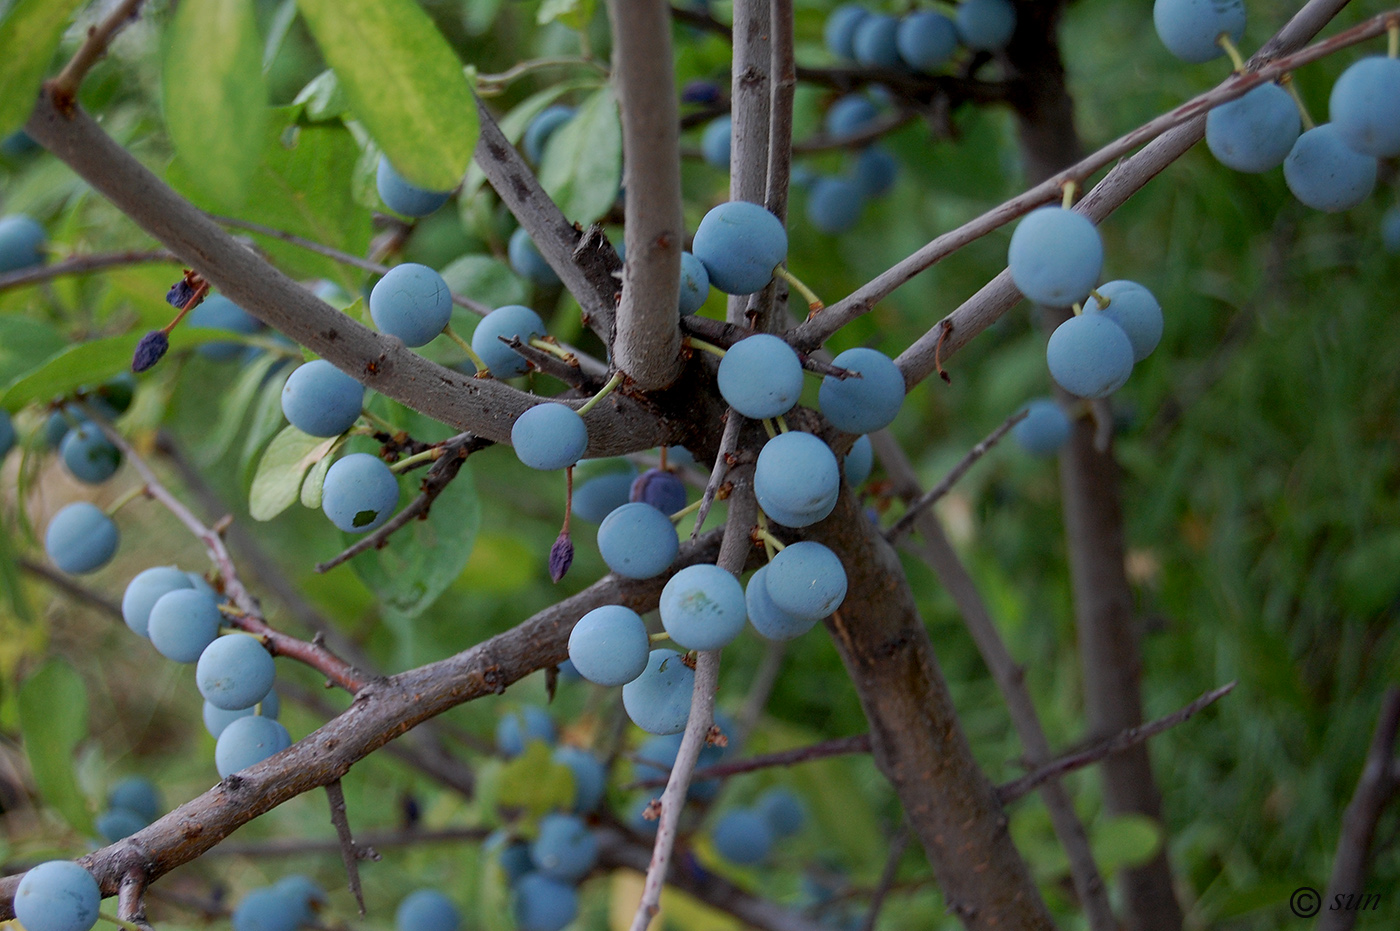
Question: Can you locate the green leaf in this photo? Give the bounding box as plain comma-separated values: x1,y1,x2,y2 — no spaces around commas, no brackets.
350,461,480,618
300,444,335,508
196,351,282,466
291,69,350,123
537,86,622,225
296,0,477,191
1091,813,1163,873
461,80,597,201
440,254,527,311
0,511,32,621
162,0,269,209
0,0,85,138
0,317,66,387
495,741,575,819
239,367,293,481
249,425,337,521
18,660,92,834
537,0,596,31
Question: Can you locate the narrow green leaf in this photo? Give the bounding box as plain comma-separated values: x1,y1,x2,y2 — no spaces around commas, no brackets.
0,0,85,138
263,0,299,70
0,317,67,386
537,0,596,31
296,0,478,191
249,425,337,521
300,442,336,508
239,368,293,482
1091,813,1163,872
0,512,32,621
291,69,350,123
538,86,622,225
440,254,527,311
195,352,282,466
162,0,269,209
18,660,92,834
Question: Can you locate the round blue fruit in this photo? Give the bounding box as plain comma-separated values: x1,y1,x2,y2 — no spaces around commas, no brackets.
122,567,192,637
1152,0,1245,63
512,403,588,471
806,176,865,234
630,467,688,515
1283,123,1377,213
0,214,46,274
1007,206,1103,307
678,251,711,315
764,541,847,620
957,0,1017,51
1205,82,1300,173
530,813,598,882
701,115,732,170
396,888,460,931
622,649,695,735
756,787,806,838
496,706,556,757
1084,280,1163,362
376,156,452,218
634,732,725,801
572,462,637,522
568,604,650,686
59,424,121,485
14,860,101,931
854,146,899,198
275,875,326,925
197,633,277,711
512,873,578,931
498,838,535,884
214,714,292,778
1046,313,1135,399
717,333,805,419
897,11,958,71
660,563,748,651
148,588,223,663
824,4,869,59
189,295,262,362
711,808,773,866
844,434,873,487
754,431,841,528
472,305,546,377
745,565,819,641
553,746,607,813
96,807,148,843
509,227,561,288
819,347,905,434
824,95,878,140
692,201,788,295
281,360,365,437
1013,398,1072,456
203,690,280,738
371,263,453,347
597,501,680,579
321,453,400,533
46,502,119,574
852,14,901,68
1329,57,1400,158
231,887,302,931
524,105,576,164
108,777,161,823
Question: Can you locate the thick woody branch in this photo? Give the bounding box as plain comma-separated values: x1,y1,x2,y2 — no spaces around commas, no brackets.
607,0,685,390
765,0,797,226
727,0,773,326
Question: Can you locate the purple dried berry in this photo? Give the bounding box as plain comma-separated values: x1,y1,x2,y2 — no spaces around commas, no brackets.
132,331,170,373
550,531,575,583
630,468,687,516
166,278,196,308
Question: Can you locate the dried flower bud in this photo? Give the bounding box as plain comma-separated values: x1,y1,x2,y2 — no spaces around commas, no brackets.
166,278,196,308
132,330,169,373
549,530,574,583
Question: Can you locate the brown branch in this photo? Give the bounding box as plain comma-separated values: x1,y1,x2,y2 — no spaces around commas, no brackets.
688,408,741,540
18,558,123,617
764,0,796,228
726,0,772,327
206,825,490,858
49,0,147,104
633,734,873,789
860,824,910,931
0,250,178,293
324,780,375,915
115,868,149,927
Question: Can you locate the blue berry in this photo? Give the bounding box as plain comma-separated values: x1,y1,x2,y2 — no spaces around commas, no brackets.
189,295,262,362
371,263,453,347
1013,399,1072,456
197,634,277,711
1152,0,1244,63
0,214,46,274
1045,314,1135,399
14,860,101,931
819,347,905,434
679,251,711,315
622,649,694,735
553,746,607,813
897,12,958,71
572,462,638,522
824,4,870,59
660,563,748,651
1330,57,1400,158
281,360,365,437
854,146,899,198
1283,123,1377,212
496,707,556,757
472,305,546,377
497,838,535,884
231,887,302,931
108,777,160,823
274,875,327,925
754,431,841,528
0,410,14,460
711,808,773,866
509,227,561,288
1383,207,1400,254
681,80,722,105
756,787,806,838
121,567,192,637
568,604,650,686
692,201,788,296
524,106,576,164
96,807,148,842
396,889,460,931
1205,82,1300,173
1084,280,1163,362
512,873,578,931
321,453,399,533
764,541,847,620
631,467,688,515
512,403,588,471
717,333,805,419
203,689,280,738
844,434,873,486
45,502,119,574
376,156,452,217
956,0,1017,51
530,813,598,882
59,423,121,484
597,502,680,579
1007,207,1103,307
701,115,732,170
633,732,725,800
215,715,291,778
852,14,901,68
745,565,819,641
806,176,866,234
148,588,223,663
824,95,878,140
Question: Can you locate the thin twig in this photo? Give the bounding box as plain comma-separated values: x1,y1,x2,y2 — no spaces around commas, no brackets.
860,824,910,931
764,0,796,227
324,780,376,915
206,825,490,858
884,409,1027,543
689,409,743,540
116,869,149,927
18,558,123,617
733,639,786,749
632,734,873,789
0,250,178,293
49,0,147,104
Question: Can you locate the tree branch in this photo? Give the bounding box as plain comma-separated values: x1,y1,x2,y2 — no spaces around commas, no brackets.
0,250,178,293
49,0,146,103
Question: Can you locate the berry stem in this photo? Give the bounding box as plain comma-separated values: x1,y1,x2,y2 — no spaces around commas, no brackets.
775,414,790,433
1389,19,1398,58
443,324,489,373
1060,180,1077,209
1278,73,1315,130
756,510,777,561
649,631,672,643
1088,288,1109,308
104,484,148,517
774,265,824,312
683,336,727,359
390,448,442,473
669,498,704,523
1071,302,1084,317
1217,33,1247,72
528,337,575,362
563,466,574,536
99,912,144,931
756,527,787,553
577,371,624,415
761,418,777,439
359,408,398,434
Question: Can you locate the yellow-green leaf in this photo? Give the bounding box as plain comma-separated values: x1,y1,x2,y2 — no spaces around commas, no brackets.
0,0,85,138
249,425,337,521
538,86,621,225
18,660,92,834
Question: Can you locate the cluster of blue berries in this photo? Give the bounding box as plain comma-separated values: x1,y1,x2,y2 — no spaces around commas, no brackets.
709,787,807,867
824,0,1017,68
94,776,162,844
231,875,328,931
